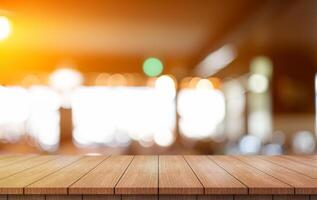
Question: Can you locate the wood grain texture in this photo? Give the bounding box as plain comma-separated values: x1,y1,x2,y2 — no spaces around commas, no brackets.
25,156,106,195
8,195,44,200
115,156,158,195
159,195,196,200
0,155,37,168
209,156,293,195
83,195,121,200
237,156,317,194
159,156,203,195
0,156,57,180
197,195,234,200
197,195,233,200
234,195,272,200
310,195,317,200
121,195,157,200
260,156,317,179
185,156,247,194
273,195,309,200
281,156,317,168
46,195,81,200
0,196,5,200
70,155,133,194
0,156,81,194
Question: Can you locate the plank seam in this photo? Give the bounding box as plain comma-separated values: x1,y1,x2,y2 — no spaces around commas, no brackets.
113,155,135,194
207,156,249,194
279,156,317,169
183,156,205,194
234,156,295,195
257,156,317,181
0,156,60,183
67,156,111,194
0,155,38,169
22,156,84,194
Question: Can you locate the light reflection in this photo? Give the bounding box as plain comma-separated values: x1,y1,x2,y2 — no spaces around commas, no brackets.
195,44,237,77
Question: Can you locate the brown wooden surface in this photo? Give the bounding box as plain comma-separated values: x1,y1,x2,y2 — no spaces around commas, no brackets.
0,156,81,194
209,156,293,195
237,156,317,194
159,156,203,195
261,156,317,179
70,155,133,194
0,155,314,196
0,155,37,168
184,156,247,195
25,156,106,194
0,156,58,180
115,156,158,195
282,156,317,168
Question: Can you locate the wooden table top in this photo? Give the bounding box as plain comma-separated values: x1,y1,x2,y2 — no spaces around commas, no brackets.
0,155,316,196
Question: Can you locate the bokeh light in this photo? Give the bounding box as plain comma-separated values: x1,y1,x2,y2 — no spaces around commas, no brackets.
248,74,269,93
0,16,11,41
239,135,261,154
143,57,163,77
250,56,273,77
49,68,84,92
292,131,316,154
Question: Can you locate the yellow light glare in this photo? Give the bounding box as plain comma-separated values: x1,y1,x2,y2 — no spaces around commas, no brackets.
0,16,11,41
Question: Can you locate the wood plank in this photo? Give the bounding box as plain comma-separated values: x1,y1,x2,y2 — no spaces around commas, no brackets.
159,155,203,195
0,156,81,194
260,156,317,179
122,195,157,200
83,195,121,200
0,155,37,168
0,156,58,180
310,195,317,200
234,195,272,200
159,195,196,200
237,156,317,194
281,156,317,169
273,195,309,200
197,195,233,200
0,196,6,200
8,195,44,200
185,156,247,195
0,155,21,160
70,155,133,194
46,195,81,200
115,156,158,195
209,156,293,195
25,156,106,195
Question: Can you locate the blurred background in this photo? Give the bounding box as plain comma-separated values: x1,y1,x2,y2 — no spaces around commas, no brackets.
0,0,316,155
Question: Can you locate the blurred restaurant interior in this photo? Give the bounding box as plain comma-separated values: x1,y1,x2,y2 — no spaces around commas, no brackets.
0,0,316,155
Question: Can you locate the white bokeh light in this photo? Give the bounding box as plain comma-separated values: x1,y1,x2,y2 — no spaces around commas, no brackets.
178,87,225,139
248,74,269,93
0,16,11,41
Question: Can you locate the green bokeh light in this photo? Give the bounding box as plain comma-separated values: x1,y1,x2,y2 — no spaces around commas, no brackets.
143,57,163,77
